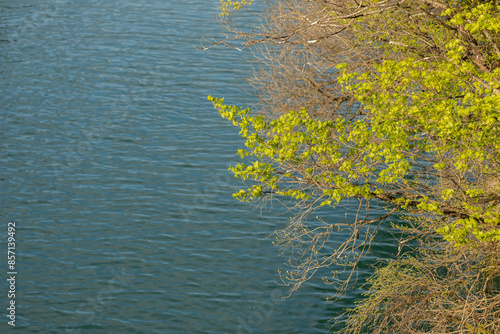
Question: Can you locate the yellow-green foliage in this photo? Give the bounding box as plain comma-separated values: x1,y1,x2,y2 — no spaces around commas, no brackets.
218,0,254,16
211,1,500,247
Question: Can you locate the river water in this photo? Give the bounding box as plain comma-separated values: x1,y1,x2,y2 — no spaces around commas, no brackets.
0,1,397,333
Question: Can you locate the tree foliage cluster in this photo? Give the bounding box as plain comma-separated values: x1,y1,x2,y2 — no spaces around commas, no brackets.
210,0,500,332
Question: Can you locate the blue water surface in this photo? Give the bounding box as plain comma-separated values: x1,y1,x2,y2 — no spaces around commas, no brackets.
0,1,398,333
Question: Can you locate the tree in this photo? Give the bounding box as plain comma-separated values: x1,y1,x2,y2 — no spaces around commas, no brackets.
210,0,500,332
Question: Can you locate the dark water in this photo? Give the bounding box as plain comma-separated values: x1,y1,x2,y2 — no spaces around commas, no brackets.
0,1,397,333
